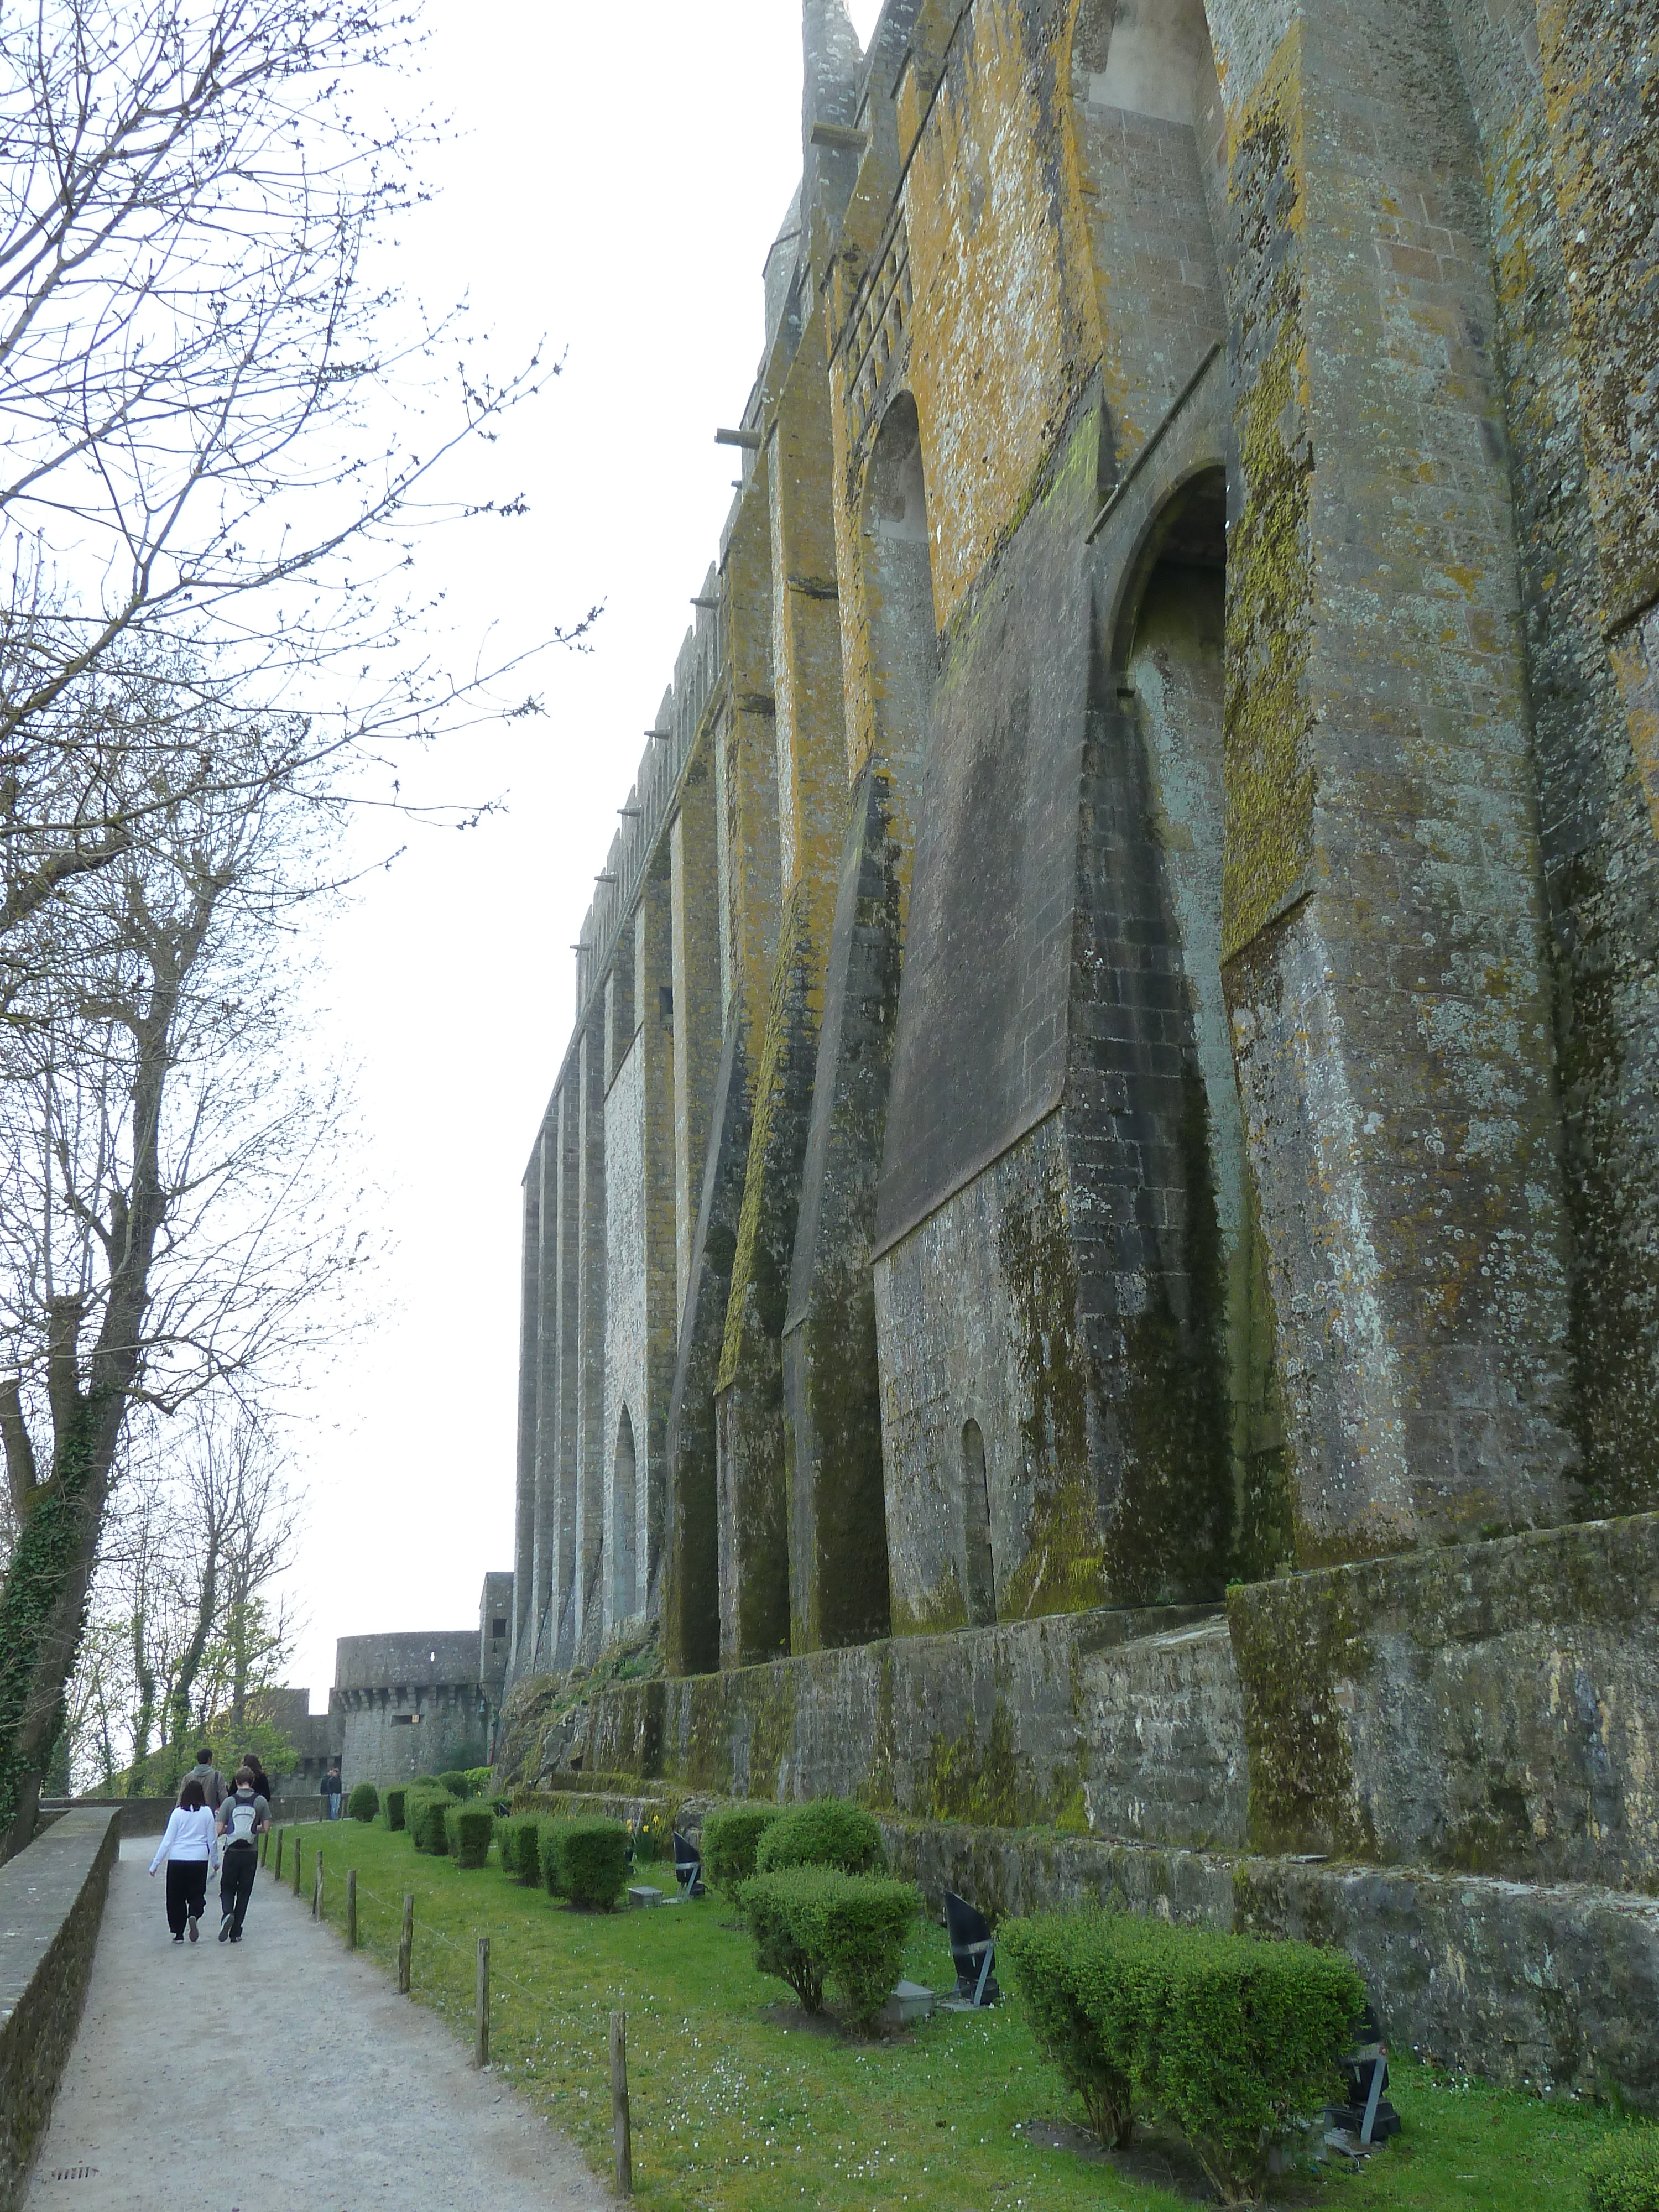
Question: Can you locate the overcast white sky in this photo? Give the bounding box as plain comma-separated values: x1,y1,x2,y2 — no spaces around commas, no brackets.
281,1,886,1703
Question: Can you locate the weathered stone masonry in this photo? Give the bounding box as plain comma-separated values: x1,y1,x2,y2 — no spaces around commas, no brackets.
505,0,1659,2095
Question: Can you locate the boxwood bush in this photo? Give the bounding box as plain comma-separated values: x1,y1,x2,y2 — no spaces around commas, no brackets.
436,1768,477,1798
537,1817,575,1897
753,1797,885,1878
742,1868,919,2031
384,1786,408,1832
1588,2135,1659,2212
347,1782,379,1823
496,1812,542,1884
1001,1909,1364,2201
701,1803,782,1890
555,1818,629,1910
407,1786,457,1855
444,1803,495,1869
465,1765,495,1797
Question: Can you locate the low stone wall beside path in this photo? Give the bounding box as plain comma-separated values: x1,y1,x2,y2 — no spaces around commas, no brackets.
40,1798,175,1839
0,1807,121,2210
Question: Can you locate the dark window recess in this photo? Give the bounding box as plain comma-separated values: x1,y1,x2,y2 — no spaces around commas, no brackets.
392,1714,414,1726
491,1618,507,1639
659,985,674,1024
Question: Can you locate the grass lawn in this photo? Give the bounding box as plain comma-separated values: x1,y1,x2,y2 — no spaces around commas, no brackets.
274,1818,1647,2211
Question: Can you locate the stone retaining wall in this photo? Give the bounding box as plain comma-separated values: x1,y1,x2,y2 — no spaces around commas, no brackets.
0,1808,120,2209
517,1784,1659,2112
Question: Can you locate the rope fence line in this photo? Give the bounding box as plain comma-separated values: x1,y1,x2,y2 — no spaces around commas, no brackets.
271,1829,597,2013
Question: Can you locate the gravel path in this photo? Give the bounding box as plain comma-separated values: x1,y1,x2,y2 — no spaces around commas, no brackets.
25,1837,611,2211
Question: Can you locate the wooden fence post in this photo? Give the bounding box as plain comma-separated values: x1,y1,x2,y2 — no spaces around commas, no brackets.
475,1936,490,2068
398,1893,414,1993
610,2011,633,2196
312,1849,324,1918
346,1869,357,1950
273,1828,283,1881
291,1835,302,1895
260,1826,269,1869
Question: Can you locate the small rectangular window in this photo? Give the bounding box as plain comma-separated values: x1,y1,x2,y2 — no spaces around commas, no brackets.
391,1713,414,1726
491,1618,507,1639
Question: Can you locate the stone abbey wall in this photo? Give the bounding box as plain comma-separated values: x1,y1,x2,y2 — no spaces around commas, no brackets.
503,1,1657,2087
509,0,1658,1679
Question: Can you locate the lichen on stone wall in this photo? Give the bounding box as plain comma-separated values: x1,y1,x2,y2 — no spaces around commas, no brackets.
1227,1568,1374,1860
1219,28,1316,964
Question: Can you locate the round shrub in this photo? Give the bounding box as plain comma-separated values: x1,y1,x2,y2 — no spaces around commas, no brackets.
1588,2134,1659,2212
556,1817,629,1910
742,1867,920,2030
384,1786,408,1832
464,1765,495,1797
407,1786,456,1854
1000,1910,1364,2199
701,1803,782,1890
436,1768,476,1798
495,1812,542,1883
444,1803,495,1869
754,1797,885,1878
347,1782,379,1823
536,1817,573,1896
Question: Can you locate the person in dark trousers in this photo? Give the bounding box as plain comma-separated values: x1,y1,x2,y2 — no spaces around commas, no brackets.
149,1778,220,1941
181,1745,225,1811
215,1766,269,1942
322,1763,343,1820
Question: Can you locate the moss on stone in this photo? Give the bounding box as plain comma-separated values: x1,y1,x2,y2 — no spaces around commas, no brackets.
1227,1571,1375,1859
924,1695,1022,1828
995,1163,1105,1619
1220,34,1317,964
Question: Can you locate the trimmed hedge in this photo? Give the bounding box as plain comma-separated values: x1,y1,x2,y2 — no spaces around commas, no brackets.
701,1803,782,1890
407,1786,457,1854
497,1813,543,1884
537,1817,575,1897
444,1803,495,1869
556,1818,629,1911
742,1868,919,2031
1001,1910,1364,2202
753,1798,885,1879
384,1786,409,1832
437,1767,478,1798
465,1765,495,1797
1588,2136,1659,2212
347,1782,379,1823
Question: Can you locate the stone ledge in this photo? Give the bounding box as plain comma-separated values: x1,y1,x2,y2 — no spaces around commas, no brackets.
510,1784,1659,2112
0,1807,121,2210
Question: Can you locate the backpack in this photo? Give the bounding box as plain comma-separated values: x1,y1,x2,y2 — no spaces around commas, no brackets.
222,1792,260,1846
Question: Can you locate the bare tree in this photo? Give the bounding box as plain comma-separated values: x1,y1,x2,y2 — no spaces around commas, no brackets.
0,672,359,1848
0,0,595,946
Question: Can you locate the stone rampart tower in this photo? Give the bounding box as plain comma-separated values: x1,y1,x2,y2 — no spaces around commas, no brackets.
510,0,1657,1678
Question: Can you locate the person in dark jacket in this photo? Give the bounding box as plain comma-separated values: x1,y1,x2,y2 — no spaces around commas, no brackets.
181,1746,225,1811
322,1763,343,1820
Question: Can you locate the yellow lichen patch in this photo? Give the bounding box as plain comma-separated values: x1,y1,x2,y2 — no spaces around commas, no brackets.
902,0,1082,627
1220,24,1317,963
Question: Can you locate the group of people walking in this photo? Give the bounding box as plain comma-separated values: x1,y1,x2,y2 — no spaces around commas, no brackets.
148,1745,274,1945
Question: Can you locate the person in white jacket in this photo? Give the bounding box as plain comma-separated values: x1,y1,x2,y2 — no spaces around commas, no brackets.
149,1778,221,1943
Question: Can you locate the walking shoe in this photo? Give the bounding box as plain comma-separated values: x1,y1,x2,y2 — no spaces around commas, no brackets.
218,1915,231,1943
173,1933,184,1943
187,1914,199,1942
228,1932,242,1943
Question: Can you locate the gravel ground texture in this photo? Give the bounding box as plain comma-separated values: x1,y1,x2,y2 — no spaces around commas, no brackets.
24,1835,610,2211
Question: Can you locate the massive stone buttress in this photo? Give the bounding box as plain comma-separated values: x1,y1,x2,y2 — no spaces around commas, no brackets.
506,0,1656,1699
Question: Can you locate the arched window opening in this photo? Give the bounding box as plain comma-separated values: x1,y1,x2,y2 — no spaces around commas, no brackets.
612,1407,637,1621
1122,468,1269,1515
962,1419,996,1627
861,392,936,800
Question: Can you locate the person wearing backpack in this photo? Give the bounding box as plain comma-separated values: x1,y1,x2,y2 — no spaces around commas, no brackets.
182,1745,225,1812
215,1766,269,1943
